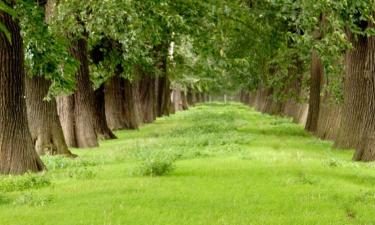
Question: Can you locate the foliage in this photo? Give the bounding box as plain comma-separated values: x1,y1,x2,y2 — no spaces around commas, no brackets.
14,0,77,97
0,0,15,43
13,192,53,207
131,149,177,177
0,173,51,192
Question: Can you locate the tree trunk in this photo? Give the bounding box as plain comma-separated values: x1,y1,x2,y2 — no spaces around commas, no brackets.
133,81,144,125
57,95,77,147
156,76,171,117
123,79,140,129
195,92,202,103
58,38,99,148
334,35,368,149
316,95,342,141
172,89,183,112
105,75,127,130
354,23,375,161
187,89,195,106
181,91,189,110
0,13,44,174
94,85,116,139
139,75,156,123
305,50,323,133
25,76,75,157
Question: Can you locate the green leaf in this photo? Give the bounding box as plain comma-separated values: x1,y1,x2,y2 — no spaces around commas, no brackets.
0,1,15,44
0,22,11,43
0,1,15,17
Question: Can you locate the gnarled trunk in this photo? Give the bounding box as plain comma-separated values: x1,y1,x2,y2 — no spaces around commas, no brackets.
94,85,116,139
58,38,98,148
0,13,44,174
25,76,74,157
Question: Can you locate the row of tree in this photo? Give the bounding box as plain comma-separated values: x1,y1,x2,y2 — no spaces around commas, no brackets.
0,0,236,175
235,1,375,161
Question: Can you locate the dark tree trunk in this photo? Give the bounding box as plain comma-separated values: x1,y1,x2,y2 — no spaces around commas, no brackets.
139,74,156,123
156,76,171,117
187,89,195,106
123,79,140,129
0,13,44,174
94,85,116,139
305,50,323,133
133,81,144,125
58,38,98,148
181,91,189,110
335,35,368,149
105,75,127,130
195,92,202,103
354,22,375,161
25,76,75,157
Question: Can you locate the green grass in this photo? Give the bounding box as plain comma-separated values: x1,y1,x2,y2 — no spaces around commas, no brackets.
1,102,375,225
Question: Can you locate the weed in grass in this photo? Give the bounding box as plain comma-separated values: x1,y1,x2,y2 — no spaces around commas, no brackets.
131,150,176,177
43,155,99,171
325,158,343,168
66,167,97,179
0,194,10,205
0,173,51,192
13,192,53,207
296,172,318,185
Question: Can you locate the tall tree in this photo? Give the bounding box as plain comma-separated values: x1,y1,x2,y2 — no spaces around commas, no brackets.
0,8,44,174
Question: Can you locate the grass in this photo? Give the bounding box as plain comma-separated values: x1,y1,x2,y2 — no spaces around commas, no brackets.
1,102,375,225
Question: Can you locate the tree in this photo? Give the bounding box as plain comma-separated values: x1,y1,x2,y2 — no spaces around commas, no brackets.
0,7,44,174
19,0,76,156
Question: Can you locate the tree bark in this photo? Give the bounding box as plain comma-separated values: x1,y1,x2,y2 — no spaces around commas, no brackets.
354,21,375,161
133,80,144,125
156,76,171,117
0,12,44,174
123,79,140,129
181,91,189,110
187,88,195,106
94,85,116,139
25,76,75,157
315,95,341,141
139,74,156,123
58,38,99,148
172,89,183,112
105,75,127,130
305,50,323,133
334,35,368,149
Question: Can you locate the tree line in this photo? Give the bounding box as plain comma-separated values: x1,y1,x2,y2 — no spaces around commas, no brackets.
0,0,231,175
236,1,375,161
2,0,374,175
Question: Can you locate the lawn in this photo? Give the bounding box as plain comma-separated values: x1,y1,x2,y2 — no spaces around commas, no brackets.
1,102,375,225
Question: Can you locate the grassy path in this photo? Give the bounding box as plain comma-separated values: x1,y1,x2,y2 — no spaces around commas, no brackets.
1,103,375,225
